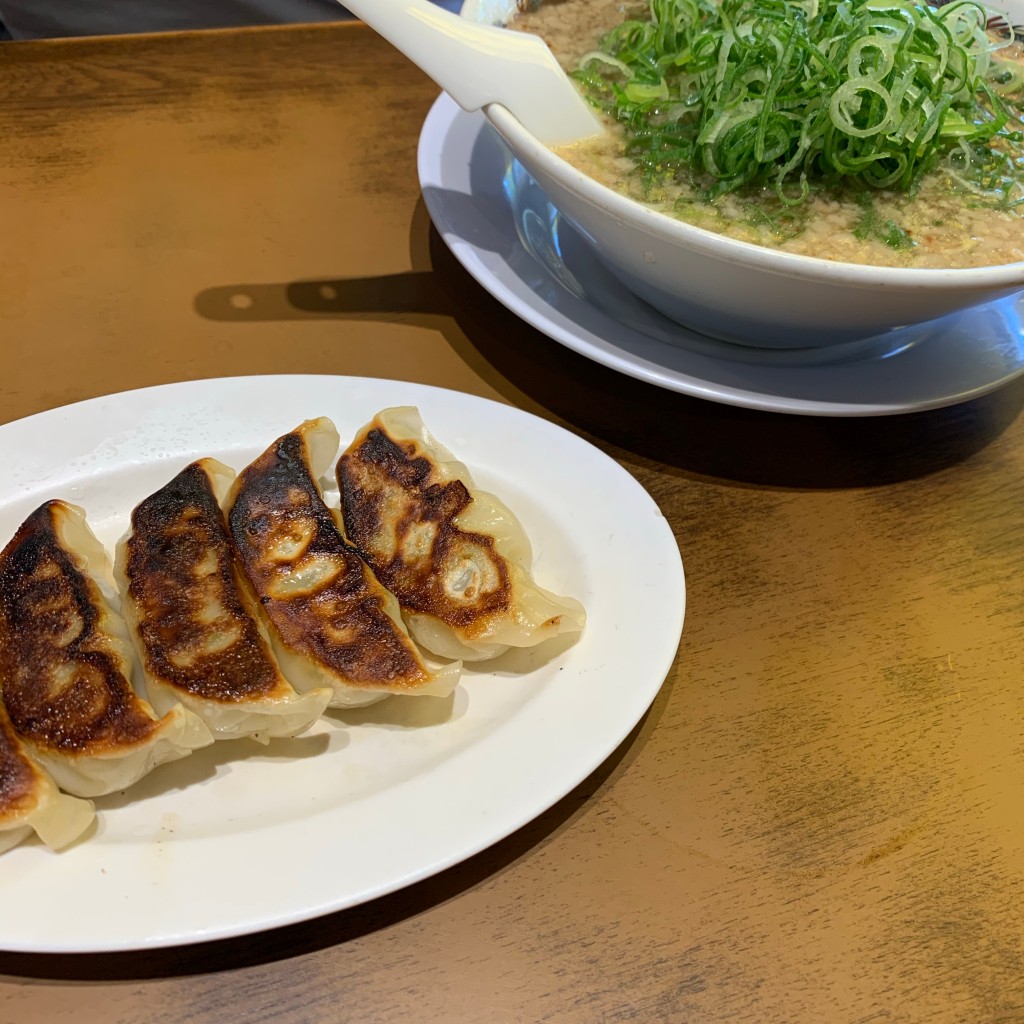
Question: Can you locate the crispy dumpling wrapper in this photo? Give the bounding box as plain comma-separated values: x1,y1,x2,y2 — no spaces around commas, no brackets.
0,699,94,855
115,459,332,743
336,406,586,662
227,418,461,708
0,501,213,797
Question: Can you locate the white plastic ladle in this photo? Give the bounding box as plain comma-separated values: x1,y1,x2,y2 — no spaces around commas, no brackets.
338,0,603,146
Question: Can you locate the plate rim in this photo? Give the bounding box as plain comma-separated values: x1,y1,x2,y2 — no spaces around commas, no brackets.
0,373,685,953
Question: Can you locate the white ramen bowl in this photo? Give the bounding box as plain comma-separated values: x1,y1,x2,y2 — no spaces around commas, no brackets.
462,0,1024,349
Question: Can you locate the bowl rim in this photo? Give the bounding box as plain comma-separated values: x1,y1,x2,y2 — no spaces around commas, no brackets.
485,103,1024,290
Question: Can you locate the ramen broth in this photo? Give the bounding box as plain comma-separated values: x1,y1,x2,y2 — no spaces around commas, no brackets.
513,0,1024,269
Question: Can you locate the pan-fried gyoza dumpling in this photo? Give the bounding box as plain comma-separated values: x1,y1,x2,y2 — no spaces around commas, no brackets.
226,418,461,708
0,501,213,797
336,407,586,662
115,460,332,743
0,699,94,855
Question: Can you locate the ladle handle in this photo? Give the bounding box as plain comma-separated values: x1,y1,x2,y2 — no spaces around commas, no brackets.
339,0,601,145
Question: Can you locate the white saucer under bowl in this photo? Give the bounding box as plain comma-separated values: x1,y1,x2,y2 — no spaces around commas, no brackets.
417,93,1024,417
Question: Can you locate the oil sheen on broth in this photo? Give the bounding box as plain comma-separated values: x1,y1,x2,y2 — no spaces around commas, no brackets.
513,0,1024,269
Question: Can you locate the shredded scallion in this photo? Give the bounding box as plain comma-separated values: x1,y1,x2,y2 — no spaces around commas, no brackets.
571,0,1024,206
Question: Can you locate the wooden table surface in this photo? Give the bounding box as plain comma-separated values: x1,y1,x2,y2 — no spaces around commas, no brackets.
2,22,1024,1024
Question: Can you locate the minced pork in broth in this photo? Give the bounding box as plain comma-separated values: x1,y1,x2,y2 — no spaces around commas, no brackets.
512,0,1024,269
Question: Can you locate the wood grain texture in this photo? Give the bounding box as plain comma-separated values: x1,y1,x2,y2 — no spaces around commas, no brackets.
2,22,1024,1024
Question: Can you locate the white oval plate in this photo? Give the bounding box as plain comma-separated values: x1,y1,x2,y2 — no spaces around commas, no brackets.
0,375,684,953
418,93,1024,416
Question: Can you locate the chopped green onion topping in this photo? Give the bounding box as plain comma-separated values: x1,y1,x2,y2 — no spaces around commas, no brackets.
571,0,1024,205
